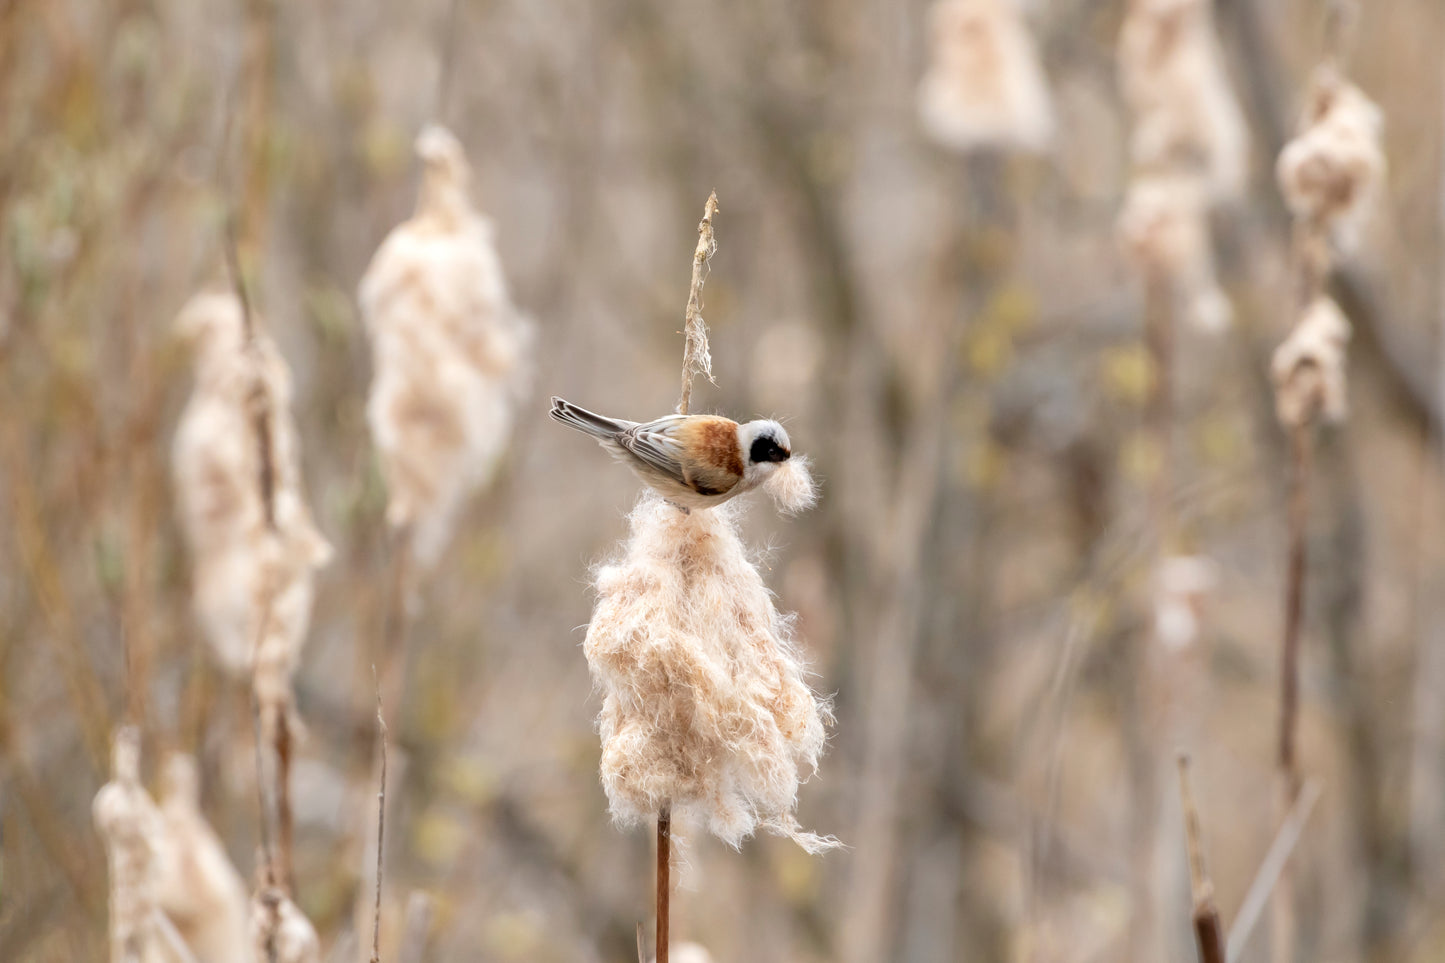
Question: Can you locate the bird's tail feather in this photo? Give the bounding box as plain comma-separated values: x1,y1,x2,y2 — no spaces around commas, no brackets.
549,396,630,439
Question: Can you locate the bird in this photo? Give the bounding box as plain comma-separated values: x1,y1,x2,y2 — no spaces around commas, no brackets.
549,396,793,510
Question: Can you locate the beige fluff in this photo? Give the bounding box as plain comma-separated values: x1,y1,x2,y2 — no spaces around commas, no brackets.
359,124,533,567
764,455,819,514
1271,296,1351,427
917,0,1054,154
172,289,333,677
1276,67,1385,244
250,892,320,963
1154,555,1217,650
1118,0,1250,199
154,756,251,963
94,727,169,963
1117,172,1232,332
585,493,837,853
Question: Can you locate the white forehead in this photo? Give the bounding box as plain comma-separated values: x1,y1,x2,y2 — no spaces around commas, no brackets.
741,419,791,449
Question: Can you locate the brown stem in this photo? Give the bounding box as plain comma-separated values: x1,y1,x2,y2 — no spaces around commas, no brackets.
372,671,389,963
1177,754,1225,963
656,804,671,963
1278,423,1312,797
1273,422,1312,963
677,192,719,416
275,708,294,895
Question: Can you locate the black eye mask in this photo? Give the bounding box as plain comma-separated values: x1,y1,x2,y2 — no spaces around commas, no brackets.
749,436,791,464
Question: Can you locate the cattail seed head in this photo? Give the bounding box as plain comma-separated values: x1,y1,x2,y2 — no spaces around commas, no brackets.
155,755,251,963
1117,172,1232,332
585,493,838,853
171,289,332,676
1118,0,1250,199
359,124,533,567
917,0,1054,154
94,727,166,963
1276,67,1385,244
1271,296,1351,427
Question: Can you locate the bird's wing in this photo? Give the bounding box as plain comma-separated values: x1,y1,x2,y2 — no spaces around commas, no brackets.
616,423,690,484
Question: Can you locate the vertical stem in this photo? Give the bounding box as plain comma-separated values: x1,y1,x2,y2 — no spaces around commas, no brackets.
1177,754,1225,963
677,192,719,416
1273,422,1312,963
656,804,671,963
275,709,294,894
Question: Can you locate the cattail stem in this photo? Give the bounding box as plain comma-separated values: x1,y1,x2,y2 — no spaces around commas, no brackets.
656,804,671,963
372,670,389,963
275,708,295,894
677,192,719,416
1272,421,1311,963
1177,754,1225,963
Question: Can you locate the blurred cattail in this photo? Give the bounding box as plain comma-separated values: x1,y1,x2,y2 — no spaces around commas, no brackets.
1270,296,1351,427
917,0,1054,154
1118,0,1250,199
171,289,333,676
1276,66,1385,244
154,755,251,963
251,889,321,963
585,492,837,853
93,727,166,963
653,943,714,963
1117,172,1231,332
1154,555,1217,650
359,124,533,567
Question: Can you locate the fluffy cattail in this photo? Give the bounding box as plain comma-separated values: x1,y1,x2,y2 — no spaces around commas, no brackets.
172,289,332,677
1276,66,1385,244
1154,555,1217,650
917,0,1054,154
585,492,837,853
154,756,251,963
359,124,533,567
1271,295,1351,427
1118,0,1250,199
94,727,167,963
251,891,321,963
1117,172,1231,332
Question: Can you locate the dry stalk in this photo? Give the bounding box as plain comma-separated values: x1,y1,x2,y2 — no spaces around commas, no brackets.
676,191,719,416
1227,780,1322,963
656,804,671,963
1177,754,1224,963
637,922,647,963
372,670,389,963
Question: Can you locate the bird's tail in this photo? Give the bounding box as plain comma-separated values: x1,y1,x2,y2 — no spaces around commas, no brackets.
549,396,631,439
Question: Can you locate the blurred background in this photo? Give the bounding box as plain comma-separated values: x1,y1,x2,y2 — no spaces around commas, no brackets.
4,0,1445,960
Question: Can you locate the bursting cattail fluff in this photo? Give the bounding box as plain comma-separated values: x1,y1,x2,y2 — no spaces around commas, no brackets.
1271,296,1351,427
1154,555,1217,650
251,892,320,963
172,289,332,677
154,756,250,963
1276,67,1385,246
917,0,1054,154
359,124,533,567
1117,172,1231,332
1118,0,1250,199
585,493,837,853
94,727,167,963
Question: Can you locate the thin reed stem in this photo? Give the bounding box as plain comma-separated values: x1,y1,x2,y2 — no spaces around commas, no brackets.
1177,754,1225,963
1229,780,1322,963
372,670,389,963
677,192,719,416
656,804,671,963
1272,421,1312,963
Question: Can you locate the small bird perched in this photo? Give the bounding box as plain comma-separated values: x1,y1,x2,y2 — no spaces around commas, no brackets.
550,397,793,510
